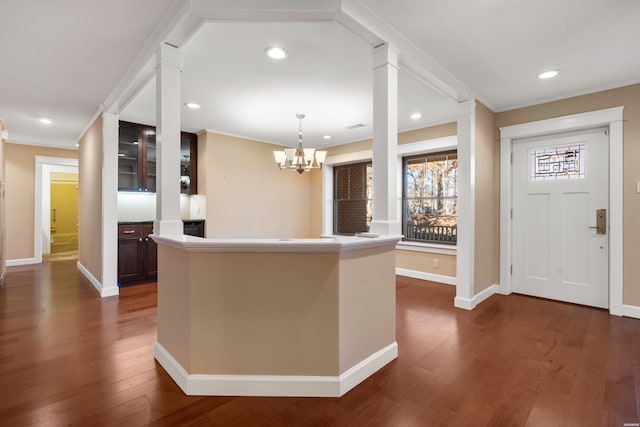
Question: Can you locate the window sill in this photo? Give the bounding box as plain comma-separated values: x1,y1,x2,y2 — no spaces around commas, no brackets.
396,241,457,256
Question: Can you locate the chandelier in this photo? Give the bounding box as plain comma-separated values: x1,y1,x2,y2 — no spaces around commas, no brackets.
273,113,327,174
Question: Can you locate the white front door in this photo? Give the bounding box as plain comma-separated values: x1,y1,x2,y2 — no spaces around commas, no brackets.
512,129,609,308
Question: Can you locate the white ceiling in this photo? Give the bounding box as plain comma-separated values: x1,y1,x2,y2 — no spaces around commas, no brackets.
2,0,639,150
0,0,176,147
121,22,457,148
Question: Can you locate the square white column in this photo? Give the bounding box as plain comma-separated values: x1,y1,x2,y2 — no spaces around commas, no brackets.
369,44,400,236
454,99,476,307
102,112,119,296
154,43,183,238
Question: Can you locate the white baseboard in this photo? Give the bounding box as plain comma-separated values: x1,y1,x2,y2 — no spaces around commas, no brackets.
6,258,37,266
154,341,398,397
77,261,118,298
454,284,499,310
396,268,455,286
622,304,640,319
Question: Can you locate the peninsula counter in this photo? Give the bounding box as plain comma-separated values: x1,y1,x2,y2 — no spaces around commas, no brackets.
152,234,401,397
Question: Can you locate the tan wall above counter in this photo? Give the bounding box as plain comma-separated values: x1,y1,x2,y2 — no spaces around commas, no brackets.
198,131,316,239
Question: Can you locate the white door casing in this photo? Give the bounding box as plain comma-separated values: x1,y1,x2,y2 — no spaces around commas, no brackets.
512,129,608,308
499,106,623,316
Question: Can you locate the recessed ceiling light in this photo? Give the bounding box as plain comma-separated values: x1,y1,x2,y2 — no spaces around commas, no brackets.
410,112,422,119
323,135,332,140
75,143,79,147
185,102,200,109
39,117,52,124
538,70,559,79
265,46,288,60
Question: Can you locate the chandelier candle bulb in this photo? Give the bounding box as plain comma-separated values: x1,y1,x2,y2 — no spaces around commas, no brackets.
273,150,286,166
315,150,327,165
284,148,296,163
304,148,315,164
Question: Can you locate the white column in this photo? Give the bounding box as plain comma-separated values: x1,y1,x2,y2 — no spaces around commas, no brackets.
101,112,119,296
154,43,183,238
454,99,476,309
369,43,400,236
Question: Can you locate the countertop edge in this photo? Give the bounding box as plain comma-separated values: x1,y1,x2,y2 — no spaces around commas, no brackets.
151,235,402,253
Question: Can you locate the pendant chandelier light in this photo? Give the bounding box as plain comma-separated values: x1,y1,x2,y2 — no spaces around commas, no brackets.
273,113,327,175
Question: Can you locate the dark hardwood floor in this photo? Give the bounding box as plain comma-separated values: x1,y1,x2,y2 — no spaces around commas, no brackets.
1,260,639,426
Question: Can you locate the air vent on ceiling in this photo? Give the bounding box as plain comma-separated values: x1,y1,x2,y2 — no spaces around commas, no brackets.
345,123,366,130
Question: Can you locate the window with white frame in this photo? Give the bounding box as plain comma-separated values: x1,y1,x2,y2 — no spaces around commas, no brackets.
402,151,458,244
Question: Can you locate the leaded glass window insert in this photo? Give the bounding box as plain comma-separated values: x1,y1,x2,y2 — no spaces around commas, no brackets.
529,144,585,181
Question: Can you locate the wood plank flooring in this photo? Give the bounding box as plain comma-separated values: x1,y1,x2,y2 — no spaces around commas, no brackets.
1,260,639,426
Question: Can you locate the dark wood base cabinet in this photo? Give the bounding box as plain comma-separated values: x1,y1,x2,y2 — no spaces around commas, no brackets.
117,220,203,286
118,223,157,287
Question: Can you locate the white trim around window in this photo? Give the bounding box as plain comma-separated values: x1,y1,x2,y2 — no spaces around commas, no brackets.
322,135,458,255
397,136,458,254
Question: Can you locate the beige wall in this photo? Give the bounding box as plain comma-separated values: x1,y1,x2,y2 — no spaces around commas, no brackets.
495,82,640,307
474,102,498,292
398,122,457,145
158,245,341,375
338,246,396,372
157,241,396,377
78,115,103,281
0,120,4,179
325,122,457,158
198,131,314,238
396,250,456,277
4,143,78,260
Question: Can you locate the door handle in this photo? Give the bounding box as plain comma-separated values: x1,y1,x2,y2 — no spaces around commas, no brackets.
589,209,606,234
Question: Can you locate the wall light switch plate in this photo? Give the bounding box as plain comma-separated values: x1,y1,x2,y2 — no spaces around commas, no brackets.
637,181,640,194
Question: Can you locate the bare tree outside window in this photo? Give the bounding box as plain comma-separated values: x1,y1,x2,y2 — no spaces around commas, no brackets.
403,151,457,243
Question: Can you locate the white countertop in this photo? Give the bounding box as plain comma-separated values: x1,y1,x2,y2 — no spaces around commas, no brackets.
151,234,403,253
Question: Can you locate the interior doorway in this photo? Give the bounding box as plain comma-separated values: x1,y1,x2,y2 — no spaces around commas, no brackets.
35,156,79,264
48,171,79,260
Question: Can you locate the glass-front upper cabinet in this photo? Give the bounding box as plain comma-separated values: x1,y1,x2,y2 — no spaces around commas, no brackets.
118,122,141,191
118,121,197,194
180,132,197,195
143,127,157,193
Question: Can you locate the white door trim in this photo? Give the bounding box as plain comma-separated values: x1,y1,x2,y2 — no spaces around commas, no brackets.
499,106,624,315
34,156,79,264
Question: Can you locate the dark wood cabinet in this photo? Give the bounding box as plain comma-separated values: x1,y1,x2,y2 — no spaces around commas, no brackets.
183,219,205,237
143,224,157,278
117,220,203,286
117,223,156,286
118,121,196,194
118,122,156,192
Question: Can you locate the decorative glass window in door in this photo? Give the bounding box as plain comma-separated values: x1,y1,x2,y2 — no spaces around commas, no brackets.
529,144,585,181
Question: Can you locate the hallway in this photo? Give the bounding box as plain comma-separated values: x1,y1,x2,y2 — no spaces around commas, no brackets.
0,261,638,426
